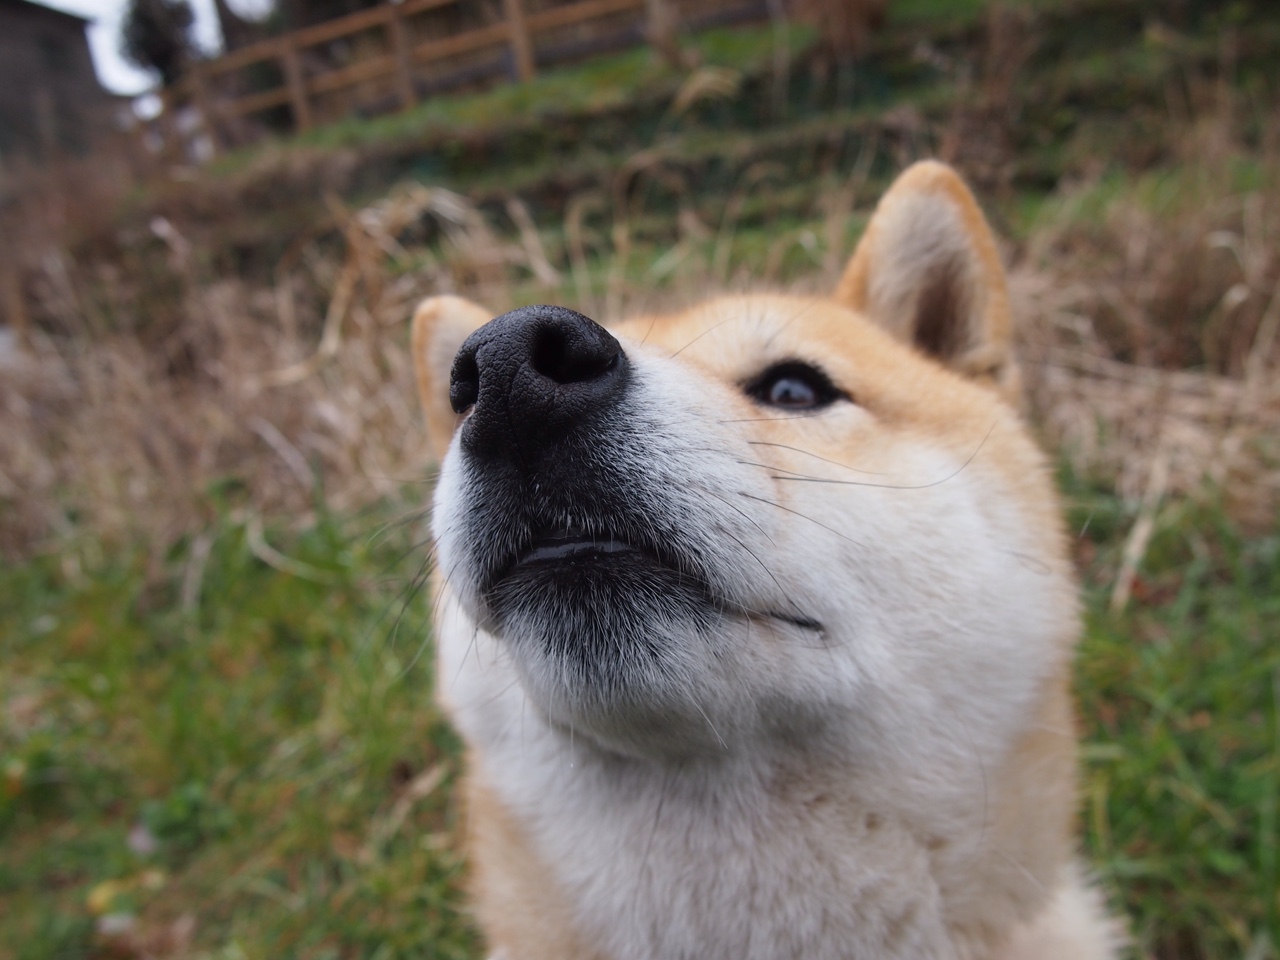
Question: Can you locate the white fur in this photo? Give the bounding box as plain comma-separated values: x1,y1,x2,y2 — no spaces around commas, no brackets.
431,335,1105,958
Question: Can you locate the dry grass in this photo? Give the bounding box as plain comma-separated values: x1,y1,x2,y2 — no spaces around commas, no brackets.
1015,153,1280,531
3,112,1279,567
0,184,533,563
788,0,888,60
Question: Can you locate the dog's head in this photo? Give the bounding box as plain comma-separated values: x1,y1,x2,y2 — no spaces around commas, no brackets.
412,162,1077,776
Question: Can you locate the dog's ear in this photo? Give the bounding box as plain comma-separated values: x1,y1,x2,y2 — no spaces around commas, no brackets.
835,161,1020,400
411,295,492,460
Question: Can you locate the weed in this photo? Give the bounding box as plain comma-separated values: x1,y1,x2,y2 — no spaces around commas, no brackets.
0,509,474,958
1068,474,1280,956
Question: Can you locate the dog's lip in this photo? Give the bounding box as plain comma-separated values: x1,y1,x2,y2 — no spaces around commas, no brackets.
481,526,823,633
482,523,684,592
520,529,640,564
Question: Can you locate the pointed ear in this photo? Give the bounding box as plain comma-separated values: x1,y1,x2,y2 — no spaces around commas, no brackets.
835,161,1020,400
411,295,492,460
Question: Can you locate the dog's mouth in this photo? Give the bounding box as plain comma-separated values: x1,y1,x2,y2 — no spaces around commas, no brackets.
518,526,643,566
479,521,823,635
482,521,697,594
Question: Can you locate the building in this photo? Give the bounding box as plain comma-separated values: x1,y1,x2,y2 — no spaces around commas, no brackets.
0,0,116,160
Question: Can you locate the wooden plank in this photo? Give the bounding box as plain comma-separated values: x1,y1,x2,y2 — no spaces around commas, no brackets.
400,0,463,14
281,36,313,131
206,0,461,77
387,3,417,108
298,21,511,100
296,4,393,48
204,36,283,76
503,0,535,81
186,62,222,155
226,85,293,117
1,264,29,350
204,2,411,76
410,22,511,63
282,0,465,52
527,0,645,33
308,53,396,94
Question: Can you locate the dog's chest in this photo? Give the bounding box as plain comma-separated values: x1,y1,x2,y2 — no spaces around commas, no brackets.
482,737,958,960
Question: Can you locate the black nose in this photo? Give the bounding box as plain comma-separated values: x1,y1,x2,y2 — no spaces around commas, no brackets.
450,305,628,463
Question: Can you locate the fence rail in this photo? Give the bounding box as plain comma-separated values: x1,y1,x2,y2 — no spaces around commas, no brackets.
163,0,766,155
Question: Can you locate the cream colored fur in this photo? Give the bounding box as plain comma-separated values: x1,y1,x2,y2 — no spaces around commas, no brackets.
411,161,1124,959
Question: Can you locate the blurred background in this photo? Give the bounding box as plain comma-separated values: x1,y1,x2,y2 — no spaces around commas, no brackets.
1,1,1278,957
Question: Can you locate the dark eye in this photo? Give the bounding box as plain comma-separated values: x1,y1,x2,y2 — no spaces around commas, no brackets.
744,361,845,410
766,375,816,408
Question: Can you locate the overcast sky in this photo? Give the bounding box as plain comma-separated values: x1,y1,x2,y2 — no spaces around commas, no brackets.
37,0,273,95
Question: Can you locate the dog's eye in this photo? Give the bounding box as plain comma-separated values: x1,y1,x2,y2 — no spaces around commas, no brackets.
766,376,817,408
745,362,844,410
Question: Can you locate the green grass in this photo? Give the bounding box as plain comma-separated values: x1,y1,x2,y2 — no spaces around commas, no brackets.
3,475,1278,958
888,0,1118,26
1009,154,1280,239
1069,478,1280,956
0,503,476,959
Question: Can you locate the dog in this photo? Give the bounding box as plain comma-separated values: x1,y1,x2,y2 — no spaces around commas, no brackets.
411,161,1122,959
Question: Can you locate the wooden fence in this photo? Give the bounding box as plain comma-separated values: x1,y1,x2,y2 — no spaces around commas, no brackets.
164,0,768,155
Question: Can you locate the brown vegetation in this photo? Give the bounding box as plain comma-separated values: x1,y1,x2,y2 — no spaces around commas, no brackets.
788,0,887,60
2,8,1277,565
4,142,1276,566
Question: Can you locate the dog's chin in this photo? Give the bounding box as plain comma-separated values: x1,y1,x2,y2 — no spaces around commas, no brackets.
480,549,735,756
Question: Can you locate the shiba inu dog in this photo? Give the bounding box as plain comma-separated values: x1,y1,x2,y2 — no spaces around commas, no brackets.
411,161,1122,959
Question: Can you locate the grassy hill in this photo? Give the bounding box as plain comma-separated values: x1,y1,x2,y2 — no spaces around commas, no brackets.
2,0,1279,957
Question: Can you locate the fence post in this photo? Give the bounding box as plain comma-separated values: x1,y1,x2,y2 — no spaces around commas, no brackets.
187,63,222,157
159,87,183,163
503,0,535,82
387,2,417,109
281,36,313,132
646,0,683,69
1,264,28,351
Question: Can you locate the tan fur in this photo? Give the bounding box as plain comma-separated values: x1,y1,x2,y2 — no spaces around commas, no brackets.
835,160,1021,401
462,675,1085,960
412,294,492,460
464,773,606,960
412,161,1122,959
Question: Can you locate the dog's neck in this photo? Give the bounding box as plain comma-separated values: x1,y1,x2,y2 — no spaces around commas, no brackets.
438,603,1050,960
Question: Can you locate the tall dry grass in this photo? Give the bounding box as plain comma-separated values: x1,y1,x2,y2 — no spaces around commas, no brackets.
0,183,547,564
1015,145,1280,531
3,109,1278,567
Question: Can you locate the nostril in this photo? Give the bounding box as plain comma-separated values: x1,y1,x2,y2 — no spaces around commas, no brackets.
449,305,626,459
450,351,480,414
530,322,619,385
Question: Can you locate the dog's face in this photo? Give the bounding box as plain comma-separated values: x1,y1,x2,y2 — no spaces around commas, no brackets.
415,163,1078,786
